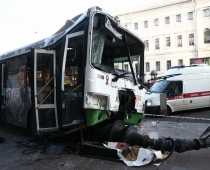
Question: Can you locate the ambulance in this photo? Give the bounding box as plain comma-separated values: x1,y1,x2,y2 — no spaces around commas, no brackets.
145,64,210,115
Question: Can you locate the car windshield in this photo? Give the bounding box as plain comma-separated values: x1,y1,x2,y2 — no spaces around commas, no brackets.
150,80,171,93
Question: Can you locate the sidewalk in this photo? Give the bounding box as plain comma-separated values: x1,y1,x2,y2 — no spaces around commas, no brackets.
137,120,210,170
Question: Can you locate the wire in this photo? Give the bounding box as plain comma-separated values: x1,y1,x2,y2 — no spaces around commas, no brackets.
16,140,45,155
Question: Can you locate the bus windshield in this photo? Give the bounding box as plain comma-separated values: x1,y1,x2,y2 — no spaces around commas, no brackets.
91,15,140,82
150,80,172,93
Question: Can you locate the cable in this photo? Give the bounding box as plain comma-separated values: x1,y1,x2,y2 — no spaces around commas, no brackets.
16,140,45,155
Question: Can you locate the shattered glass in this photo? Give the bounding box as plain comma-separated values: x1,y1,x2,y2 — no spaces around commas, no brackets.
91,28,106,64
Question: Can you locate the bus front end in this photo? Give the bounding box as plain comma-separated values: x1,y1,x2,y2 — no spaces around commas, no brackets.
83,8,145,128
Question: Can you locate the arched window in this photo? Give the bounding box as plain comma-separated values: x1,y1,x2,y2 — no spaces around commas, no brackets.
204,28,210,43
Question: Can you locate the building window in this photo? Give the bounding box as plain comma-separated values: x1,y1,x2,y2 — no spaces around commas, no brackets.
203,8,210,17
134,22,138,30
155,38,159,49
177,35,182,47
166,37,170,47
144,40,149,51
189,33,194,45
154,19,159,26
167,60,171,70
178,59,183,65
165,16,170,24
188,12,193,20
124,64,128,71
144,21,148,28
156,61,160,71
176,14,181,22
146,62,150,72
204,28,210,43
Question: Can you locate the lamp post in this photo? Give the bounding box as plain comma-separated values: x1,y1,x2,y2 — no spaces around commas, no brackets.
150,70,158,84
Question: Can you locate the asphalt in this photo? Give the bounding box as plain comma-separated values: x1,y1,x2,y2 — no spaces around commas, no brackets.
0,119,210,170
137,120,210,170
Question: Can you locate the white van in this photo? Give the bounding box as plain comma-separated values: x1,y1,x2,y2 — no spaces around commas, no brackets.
145,65,210,115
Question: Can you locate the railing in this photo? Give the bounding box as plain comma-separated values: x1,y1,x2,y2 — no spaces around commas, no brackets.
35,75,56,109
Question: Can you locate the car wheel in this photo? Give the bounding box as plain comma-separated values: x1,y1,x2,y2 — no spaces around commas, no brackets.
157,106,172,116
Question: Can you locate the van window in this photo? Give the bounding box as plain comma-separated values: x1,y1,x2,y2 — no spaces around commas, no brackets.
167,81,183,97
150,80,171,93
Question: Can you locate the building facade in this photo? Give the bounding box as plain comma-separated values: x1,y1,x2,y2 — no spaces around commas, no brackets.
114,0,210,81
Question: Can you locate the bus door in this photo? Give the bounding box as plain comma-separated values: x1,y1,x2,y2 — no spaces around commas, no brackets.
33,49,59,133
62,31,84,126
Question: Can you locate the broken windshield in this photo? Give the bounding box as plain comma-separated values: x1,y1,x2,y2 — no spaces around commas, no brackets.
91,14,141,82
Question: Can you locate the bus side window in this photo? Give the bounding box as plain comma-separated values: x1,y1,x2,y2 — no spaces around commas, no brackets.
65,65,78,86
64,46,83,93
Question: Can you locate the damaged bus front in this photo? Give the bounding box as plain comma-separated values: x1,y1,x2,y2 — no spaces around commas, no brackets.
82,9,145,127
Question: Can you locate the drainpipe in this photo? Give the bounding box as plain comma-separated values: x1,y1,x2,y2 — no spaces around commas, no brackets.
192,0,198,59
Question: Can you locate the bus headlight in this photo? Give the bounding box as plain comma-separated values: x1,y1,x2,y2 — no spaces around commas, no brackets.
86,92,109,110
146,100,152,106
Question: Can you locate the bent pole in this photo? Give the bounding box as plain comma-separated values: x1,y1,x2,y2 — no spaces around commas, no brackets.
92,120,210,153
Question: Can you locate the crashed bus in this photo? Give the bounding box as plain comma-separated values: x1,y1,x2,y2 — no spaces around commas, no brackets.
0,6,145,135
1,6,210,164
